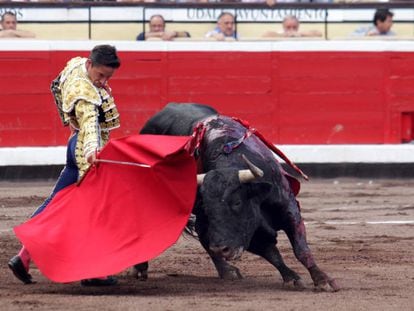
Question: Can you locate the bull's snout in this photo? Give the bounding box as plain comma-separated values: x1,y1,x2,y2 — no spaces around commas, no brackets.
209,245,244,261
209,245,233,259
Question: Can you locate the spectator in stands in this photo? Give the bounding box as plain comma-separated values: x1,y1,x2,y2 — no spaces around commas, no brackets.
262,15,322,38
240,0,278,6
275,0,333,2
351,8,395,37
205,12,238,41
0,11,35,38
136,14,190,41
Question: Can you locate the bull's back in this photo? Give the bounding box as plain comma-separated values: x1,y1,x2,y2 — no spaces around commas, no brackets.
140,103,218,136
202,116,283,175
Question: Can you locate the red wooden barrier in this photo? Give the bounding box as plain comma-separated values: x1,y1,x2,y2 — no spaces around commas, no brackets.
1,45,414,147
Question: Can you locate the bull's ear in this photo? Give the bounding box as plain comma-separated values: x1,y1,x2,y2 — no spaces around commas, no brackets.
247,182,273,202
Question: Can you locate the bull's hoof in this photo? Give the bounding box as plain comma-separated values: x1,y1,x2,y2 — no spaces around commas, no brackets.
309,266,340,292
133,262,149,281
135,269,148,281
220,267,243,280
283,278,305,291
314,278,340,292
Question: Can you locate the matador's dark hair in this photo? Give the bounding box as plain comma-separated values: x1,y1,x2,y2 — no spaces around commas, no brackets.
89,45,121,69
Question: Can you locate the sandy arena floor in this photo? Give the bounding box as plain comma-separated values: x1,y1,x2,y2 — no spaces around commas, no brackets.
0,178,413,311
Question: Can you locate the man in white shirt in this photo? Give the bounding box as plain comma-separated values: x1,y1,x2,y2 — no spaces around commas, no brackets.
351,9,395,37
263,15,322,38
0,11,35,38
205,12,238,41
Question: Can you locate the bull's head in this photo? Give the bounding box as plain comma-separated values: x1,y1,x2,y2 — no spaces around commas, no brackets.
195,157,272,261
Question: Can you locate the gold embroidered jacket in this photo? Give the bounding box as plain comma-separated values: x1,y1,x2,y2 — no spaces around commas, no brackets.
54,57,120,178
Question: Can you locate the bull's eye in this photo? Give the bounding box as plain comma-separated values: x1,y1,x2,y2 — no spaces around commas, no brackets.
231,200,242,212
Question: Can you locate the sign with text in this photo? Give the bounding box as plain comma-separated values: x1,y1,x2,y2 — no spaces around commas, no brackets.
0,6,413,23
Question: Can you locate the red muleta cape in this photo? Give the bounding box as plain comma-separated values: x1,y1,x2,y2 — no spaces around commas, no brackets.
14,134,197,283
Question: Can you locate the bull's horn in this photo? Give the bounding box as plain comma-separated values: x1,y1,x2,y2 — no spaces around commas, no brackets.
238,169,256,182
197,155,263,185
197,174,205,185
198,170,255,184
242,155,264,178
239,155,264,182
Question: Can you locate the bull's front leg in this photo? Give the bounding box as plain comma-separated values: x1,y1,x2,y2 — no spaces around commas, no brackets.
198,239,242,280
248,239,305,290
284,198,340,292
209,254,243,280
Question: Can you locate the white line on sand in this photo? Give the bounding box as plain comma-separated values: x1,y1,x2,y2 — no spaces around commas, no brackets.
1,220,413,235
316,220,414,225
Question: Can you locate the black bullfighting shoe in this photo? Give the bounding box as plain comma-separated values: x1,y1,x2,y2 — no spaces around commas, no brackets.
80,276,118,287
8,255,33,284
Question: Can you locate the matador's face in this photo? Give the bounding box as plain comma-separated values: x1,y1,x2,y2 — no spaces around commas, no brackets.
85,59,116,88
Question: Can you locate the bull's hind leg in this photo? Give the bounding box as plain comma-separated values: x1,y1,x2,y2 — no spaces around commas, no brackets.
283,197,339,292
248,242,305,290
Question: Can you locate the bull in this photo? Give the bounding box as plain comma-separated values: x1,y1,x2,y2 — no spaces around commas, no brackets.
137,103,339,292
